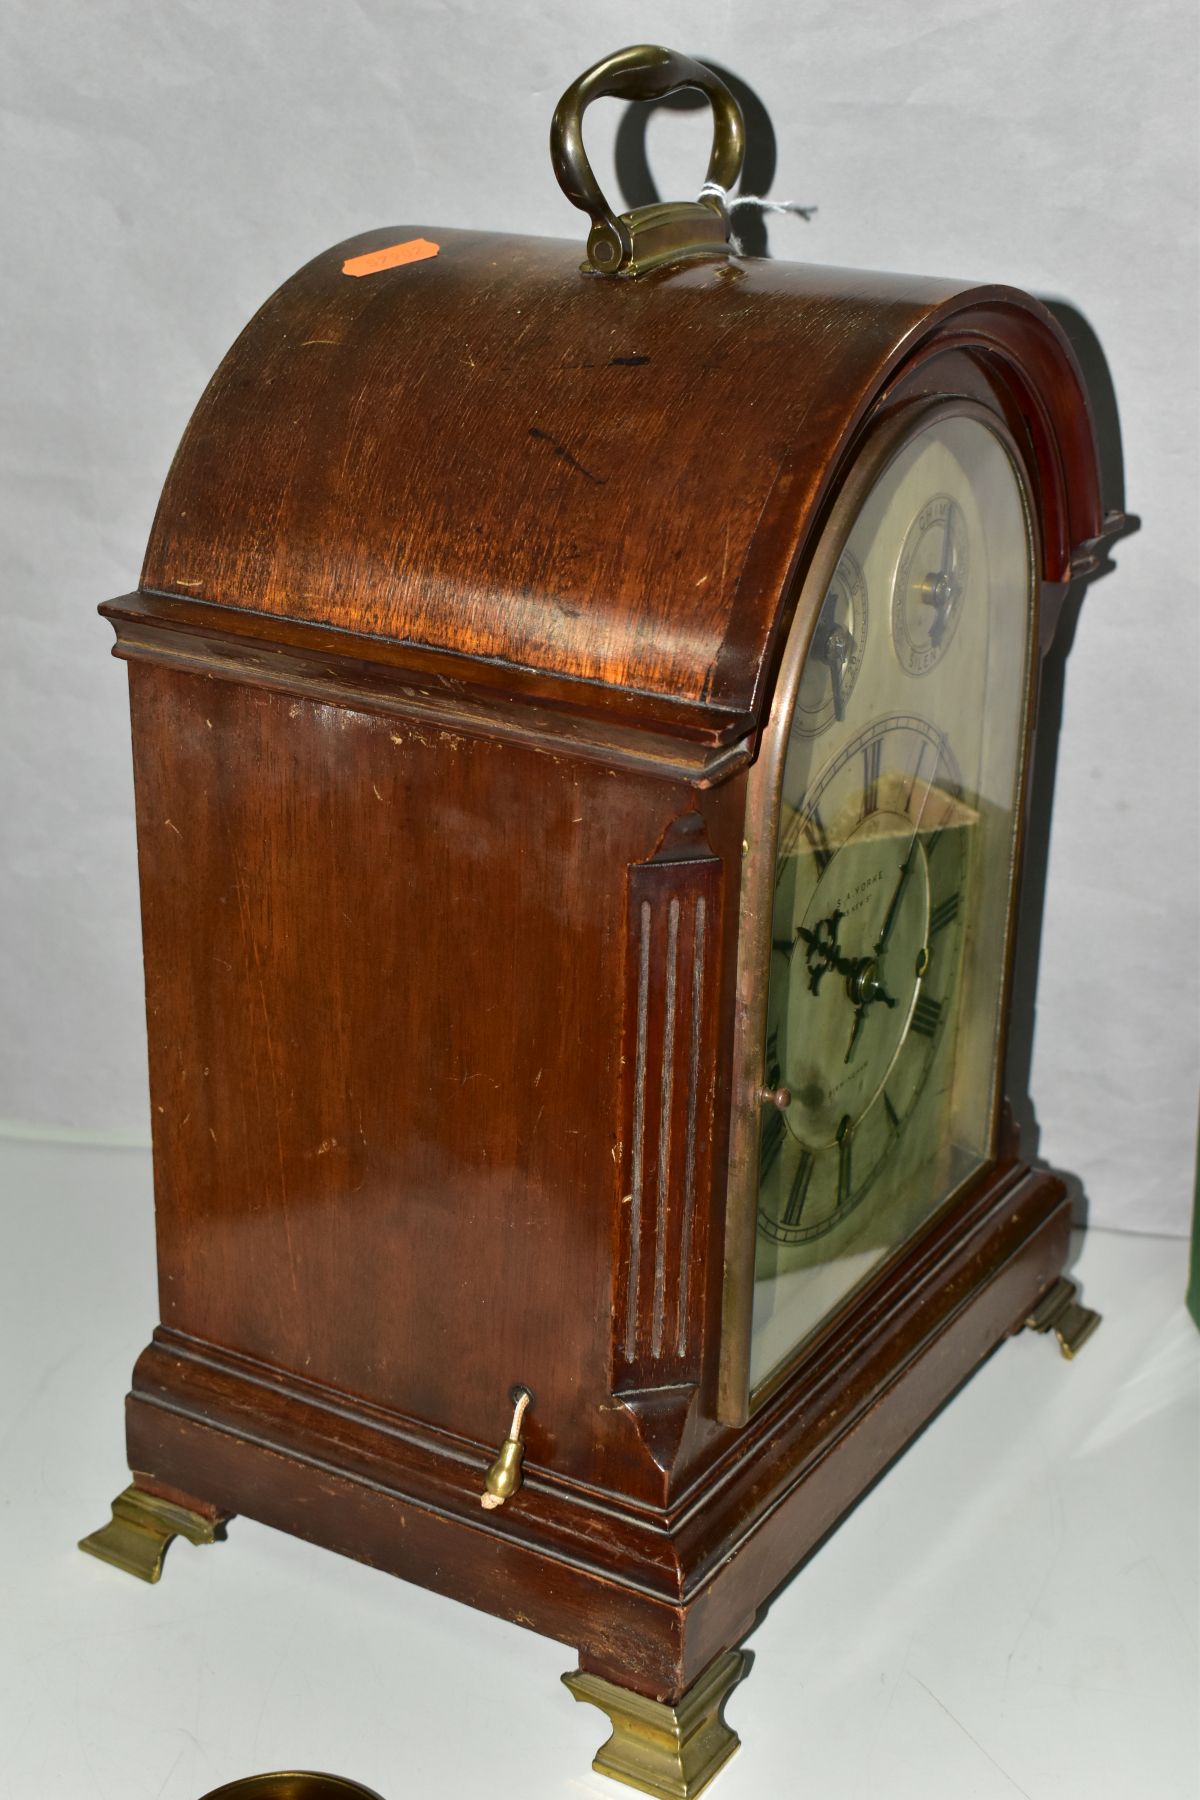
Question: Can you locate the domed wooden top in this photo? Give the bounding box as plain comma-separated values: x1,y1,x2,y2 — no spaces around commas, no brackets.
138,226,1104,742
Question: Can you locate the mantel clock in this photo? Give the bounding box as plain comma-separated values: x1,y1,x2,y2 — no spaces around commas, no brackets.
83,46,1126,1798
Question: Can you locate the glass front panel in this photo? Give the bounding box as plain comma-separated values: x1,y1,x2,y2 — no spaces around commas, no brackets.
750,413,1033,1393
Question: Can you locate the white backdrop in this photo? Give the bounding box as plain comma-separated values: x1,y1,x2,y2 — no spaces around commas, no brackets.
1,0,1195,1235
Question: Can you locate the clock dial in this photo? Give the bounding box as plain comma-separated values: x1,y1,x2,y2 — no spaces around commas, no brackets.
892,493,970,674
791,551,868,735
760,716,966,1247
750,412,1034,1393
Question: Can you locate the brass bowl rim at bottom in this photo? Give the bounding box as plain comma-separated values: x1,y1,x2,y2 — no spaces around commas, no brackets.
197,1774,385,1800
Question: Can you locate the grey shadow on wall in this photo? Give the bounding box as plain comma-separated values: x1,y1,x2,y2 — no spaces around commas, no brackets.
613,62,778,260
1005,297,1139,1228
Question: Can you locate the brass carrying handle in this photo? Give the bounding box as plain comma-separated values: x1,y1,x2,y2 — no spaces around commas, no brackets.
550,44,746,277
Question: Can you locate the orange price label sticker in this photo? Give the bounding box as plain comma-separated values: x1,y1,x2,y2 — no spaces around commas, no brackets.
342,238,440,277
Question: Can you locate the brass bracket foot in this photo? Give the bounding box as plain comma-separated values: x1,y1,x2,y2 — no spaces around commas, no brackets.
1025,1276,1101,1360
562,1649,747,1799
79,1485,226,1583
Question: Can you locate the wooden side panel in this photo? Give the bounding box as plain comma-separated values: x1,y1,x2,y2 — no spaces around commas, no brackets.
126,659,718,1490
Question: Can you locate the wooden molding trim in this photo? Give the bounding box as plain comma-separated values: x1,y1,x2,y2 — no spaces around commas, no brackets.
124,1162,1068,1699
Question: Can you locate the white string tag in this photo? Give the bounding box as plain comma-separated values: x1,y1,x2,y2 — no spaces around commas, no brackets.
698,180,818,254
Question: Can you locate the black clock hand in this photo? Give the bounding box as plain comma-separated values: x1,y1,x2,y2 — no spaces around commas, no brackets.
875,737,946,954
798,908,852,994
875,854,915,954
844,1004,867,1064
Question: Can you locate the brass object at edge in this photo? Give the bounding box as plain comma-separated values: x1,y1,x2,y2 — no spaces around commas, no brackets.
480,1384,533,1509
1024,1275,1101,1359
198,1775,385,1800
78,1484,224,1583
550,44,745,277
563,1650,747,1800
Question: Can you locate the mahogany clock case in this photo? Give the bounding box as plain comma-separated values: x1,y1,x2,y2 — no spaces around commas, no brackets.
96,218,1113,1707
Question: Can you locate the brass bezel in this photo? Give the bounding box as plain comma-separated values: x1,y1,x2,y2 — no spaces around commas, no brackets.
717,395,1042,1425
